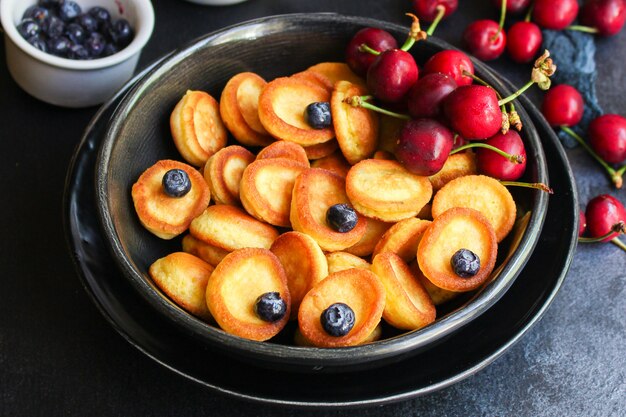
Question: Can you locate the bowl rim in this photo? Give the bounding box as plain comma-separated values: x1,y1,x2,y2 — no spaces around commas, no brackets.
0,0,155,70
95,13,549,368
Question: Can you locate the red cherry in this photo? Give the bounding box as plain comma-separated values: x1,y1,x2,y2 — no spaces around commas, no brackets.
395,118,455,176
532,0,579,30
423,50,474,86
345,28,399,76
442,85,502,140
367,49,419,103
580,0,626,36
540,84,584,127
463,19,506,61
492,0,531,14
506,21,542,63
476,130,527,180
412,0,458,22
585,194,626,241
588,114,626,164
406,72,458,119
579,209,587,237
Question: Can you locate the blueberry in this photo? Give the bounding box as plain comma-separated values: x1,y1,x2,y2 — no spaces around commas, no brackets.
23,6,49,26
84,32,106,57
26,35,47,53
58,1,82,22
88,6,111,29
451,249,481,278
67,43,89,59
17,19,41,39
76,13,98,33
326,203,358,233
109,19,134,47
254,292,287,322
162,169,191,197
102,42,119,57
38,0,61,9
320,303,355,337
65,22,86,44
47,36,71,57
44,16,65,38
304,102,332,129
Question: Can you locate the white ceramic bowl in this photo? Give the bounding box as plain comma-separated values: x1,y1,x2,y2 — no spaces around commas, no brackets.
1,0,154,108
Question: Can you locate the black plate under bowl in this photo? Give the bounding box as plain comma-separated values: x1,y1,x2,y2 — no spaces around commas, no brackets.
63,67,576,408
93,13,549,372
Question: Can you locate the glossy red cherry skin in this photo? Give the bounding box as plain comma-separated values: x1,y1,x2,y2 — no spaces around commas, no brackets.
463,19,506,61
367,49,419,103
492,0,532,14
588,114,626,164
580,0,626,36
476,130,527,180
585,194,626,241
345,28,399,76
423,50,474,86
532,0,579,30
443,85,502,140
541,84,584,127
407,72,458,119
395,118,455,176
579,209,587,237
412,0,458,22
506,21,543,63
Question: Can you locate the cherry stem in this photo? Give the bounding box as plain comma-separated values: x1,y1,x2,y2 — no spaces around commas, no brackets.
524,3,533,22
560,125,624,189
343,95,411,120
498,80,535,106
497,0,507,32
426,5,446,36
579,221,626,243
567,25,600,34
359,43,380,56
462,70,504,100
610,237,626,253
500,181,554,193
451,142,525,163
401,13,426,51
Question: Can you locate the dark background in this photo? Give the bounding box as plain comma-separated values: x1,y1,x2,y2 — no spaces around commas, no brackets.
1,0,624,416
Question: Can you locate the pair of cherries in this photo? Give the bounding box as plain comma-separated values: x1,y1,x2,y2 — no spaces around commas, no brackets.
542,84,626,188
579,194,626,253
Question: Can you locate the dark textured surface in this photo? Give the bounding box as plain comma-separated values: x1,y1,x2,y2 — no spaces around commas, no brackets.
1,0,625,416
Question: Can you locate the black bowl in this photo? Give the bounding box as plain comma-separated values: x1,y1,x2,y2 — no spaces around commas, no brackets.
95,13,549,373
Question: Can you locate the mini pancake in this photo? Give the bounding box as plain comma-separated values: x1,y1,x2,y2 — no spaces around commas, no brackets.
297,268,385,348
206,248,291,341
182,234,229,267
290,168,367,252
409,259,458,306
303,139,339,160
346,159,433,222
428,151,477,192
189,204,279,251
372,217,431,262
372,150,395,160
345,217,392,257
310,150,351,178
256,140,310,167
219,72,274,147
293,322,382,346
291,70,334,92
240,158,307,227
371,252,436,331
306,62,367,88
377,114,405,154
203,145,255,206
331,80,379,165
132,159,211,240
170,90,228,167
417,207,498,292
326,251,371,275
149,252,214,322
258,76,335,146
431,174,516,242
270,231,328,319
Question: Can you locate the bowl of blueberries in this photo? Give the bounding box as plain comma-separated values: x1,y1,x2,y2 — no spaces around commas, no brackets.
1,0,154,107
